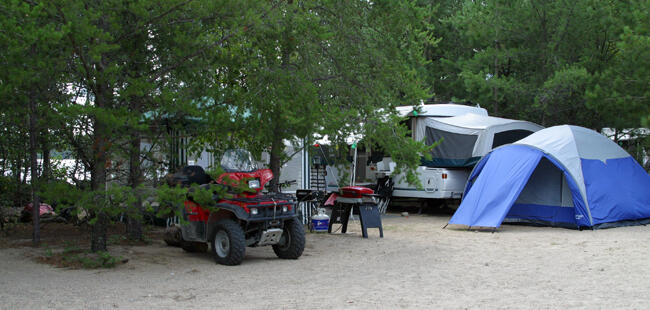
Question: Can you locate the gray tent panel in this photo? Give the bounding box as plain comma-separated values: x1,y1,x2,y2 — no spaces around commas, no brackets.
514,157,574,207
426,127,478,160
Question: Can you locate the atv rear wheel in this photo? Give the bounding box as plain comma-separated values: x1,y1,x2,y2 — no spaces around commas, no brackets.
211,219,246,266
273,217,305,259
163,225,182,247
181,241,208,252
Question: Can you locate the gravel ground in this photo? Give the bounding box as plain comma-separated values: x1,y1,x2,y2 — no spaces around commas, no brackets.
1,214,650,309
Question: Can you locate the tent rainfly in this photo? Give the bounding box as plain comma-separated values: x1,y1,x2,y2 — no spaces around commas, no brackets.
449,125,650,229
414,113,544,167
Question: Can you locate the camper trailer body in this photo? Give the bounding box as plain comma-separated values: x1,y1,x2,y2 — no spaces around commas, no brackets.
375,104,488,200
322,104,488,196
376,161,470,199
379,105,544,203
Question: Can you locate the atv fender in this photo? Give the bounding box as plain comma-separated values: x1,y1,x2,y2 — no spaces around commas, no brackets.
206,203,247,241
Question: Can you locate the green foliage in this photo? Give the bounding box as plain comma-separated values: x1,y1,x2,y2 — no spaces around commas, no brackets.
536,66,598,127
154,184,187,220
61,250,123,269
0,176,29,209
187,184,220,209
184,0,435,187
586,0,650,129
38,180,83,210
420,0,649,168
107,234,126,245
40,182,143,227
0,0,70,179
63,241,81,255
40,241,125,268
204,166,226,184
84,252,123,269
155,170,258,221
2,0,648,250
429,0,645,129
366,115,439,187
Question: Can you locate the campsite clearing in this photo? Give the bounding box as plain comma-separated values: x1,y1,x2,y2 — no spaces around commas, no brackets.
1,214,649,309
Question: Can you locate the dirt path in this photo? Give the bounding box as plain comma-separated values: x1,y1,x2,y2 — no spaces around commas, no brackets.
1,214,650,309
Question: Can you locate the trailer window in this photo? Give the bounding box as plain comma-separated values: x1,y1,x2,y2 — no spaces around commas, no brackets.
492,130,535,148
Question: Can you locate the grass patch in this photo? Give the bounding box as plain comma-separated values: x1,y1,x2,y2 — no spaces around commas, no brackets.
37,246,128,269
108,234,127,245
108,234,152,246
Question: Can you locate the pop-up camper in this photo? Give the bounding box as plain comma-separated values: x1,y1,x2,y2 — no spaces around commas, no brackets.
377,105,543,203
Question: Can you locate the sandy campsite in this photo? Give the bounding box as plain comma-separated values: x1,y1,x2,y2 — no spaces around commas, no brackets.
1,213,649,309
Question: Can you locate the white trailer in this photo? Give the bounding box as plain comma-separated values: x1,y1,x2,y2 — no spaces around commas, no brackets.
377,104,543,204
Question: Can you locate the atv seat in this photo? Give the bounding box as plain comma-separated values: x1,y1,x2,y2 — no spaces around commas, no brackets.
169,165,212,187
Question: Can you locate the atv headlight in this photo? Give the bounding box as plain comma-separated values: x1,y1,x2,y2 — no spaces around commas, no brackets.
282,206,288,213
251,208,259,215
248,179,260,189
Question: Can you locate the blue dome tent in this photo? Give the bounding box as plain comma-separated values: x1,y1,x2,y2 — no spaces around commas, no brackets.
449,125,650,229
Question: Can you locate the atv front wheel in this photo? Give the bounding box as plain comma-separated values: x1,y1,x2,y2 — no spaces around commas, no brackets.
273,217,305,259
211,219,246,266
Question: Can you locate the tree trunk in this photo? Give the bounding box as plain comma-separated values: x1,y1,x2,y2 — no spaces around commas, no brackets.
125,28,147,240
91,210,109,252
90,83,110,252
90,123,109,252
267,1,294,193
29,93,40,246
126,213,143,240
13,156,21,208
41,137,50,182
126,133,143,241
126,213,143,241
268,131,284,193
90,145,108,252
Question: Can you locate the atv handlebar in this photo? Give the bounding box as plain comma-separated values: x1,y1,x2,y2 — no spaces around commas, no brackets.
278,180,297,188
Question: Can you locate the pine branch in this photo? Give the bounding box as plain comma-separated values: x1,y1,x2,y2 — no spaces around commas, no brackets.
147,1,280,83
111,0,195,44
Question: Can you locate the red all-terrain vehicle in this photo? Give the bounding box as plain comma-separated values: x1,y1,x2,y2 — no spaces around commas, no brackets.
164,149,305,266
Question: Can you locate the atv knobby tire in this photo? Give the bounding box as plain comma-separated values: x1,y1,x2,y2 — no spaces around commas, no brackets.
211,219,246,266
164,225,182,247
181,241,208,253
273,217,305,259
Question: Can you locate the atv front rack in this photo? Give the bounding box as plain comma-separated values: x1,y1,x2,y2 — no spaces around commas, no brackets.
223,194,296,221
225,193,295,204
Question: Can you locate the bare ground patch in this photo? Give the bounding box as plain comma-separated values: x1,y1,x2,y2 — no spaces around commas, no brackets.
1,214,650,309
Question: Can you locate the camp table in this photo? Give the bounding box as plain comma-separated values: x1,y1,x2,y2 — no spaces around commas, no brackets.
327,186,384,238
